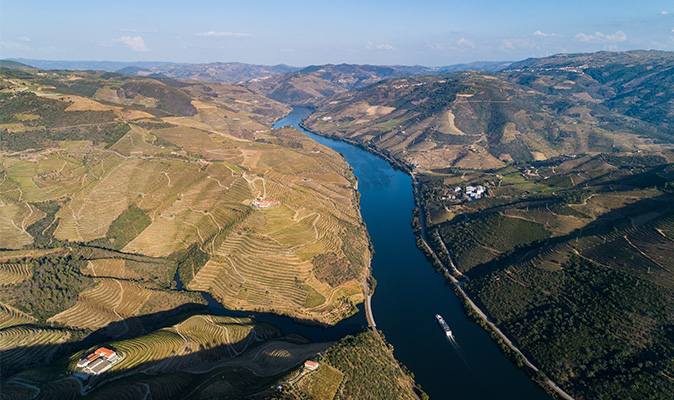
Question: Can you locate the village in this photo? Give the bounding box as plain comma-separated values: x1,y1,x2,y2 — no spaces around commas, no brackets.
441,184,487,202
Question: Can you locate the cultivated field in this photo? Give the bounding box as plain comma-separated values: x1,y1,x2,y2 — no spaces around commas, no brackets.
295,363,344,400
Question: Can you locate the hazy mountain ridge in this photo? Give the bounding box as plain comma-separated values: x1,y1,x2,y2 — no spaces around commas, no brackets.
8,59,510,107
245,61,511,106
504,50,674,131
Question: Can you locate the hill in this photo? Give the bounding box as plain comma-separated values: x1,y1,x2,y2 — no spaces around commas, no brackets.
0,312,313,399
266,331,423,400
1,314,420,400
504,50,674,132
0,66,423,400
135,62,301,84
8,58,178,72
0,60,35,71
417,152,674,399
0,67,370,332
304,51,674,170
245,62,511,107
10,59,301,84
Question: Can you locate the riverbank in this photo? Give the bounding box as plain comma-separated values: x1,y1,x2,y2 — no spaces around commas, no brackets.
282,107,551,399
401,157,573,399
411,201,574,400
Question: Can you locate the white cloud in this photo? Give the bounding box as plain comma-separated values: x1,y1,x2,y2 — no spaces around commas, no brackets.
197,31,252,38
0,41,30,50
456,38,475,48
118,35,150,52
575,31,627,43
660,11,670,15
19,37,31,42
499,38,536,51
533,30,562,38
279,48,295,52
366,42,396,51
425,42,444,50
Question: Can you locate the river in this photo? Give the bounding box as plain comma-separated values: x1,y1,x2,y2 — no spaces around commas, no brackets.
273,108,550,400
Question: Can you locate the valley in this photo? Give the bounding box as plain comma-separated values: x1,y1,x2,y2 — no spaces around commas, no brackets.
2,50,674,400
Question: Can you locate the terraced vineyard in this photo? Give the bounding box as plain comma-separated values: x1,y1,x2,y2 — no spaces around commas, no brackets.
0,312,332,399
1,67,369,325
49,273,204,337
0,263,31,284
0,325,71,376
0,303,35,329
49,278,152,331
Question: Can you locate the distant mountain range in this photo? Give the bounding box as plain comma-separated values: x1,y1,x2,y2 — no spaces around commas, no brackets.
7,58,510,96
503,50,674,132
7,59,180,72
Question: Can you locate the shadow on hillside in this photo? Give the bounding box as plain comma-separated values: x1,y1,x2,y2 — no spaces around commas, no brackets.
0,302,206,378
1,296,365,381
0,311,324,400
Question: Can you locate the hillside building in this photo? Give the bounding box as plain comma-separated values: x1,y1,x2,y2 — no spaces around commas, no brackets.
304,360,319,371
466,185,486,200
252,199,280,209
75,347,121,379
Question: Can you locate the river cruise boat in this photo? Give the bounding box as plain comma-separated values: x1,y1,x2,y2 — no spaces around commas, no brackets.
435,314,453,337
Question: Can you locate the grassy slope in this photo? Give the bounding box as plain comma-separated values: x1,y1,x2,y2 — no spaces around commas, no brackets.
266,331,422,400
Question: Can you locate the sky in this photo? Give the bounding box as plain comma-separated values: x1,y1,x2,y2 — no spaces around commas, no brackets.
2,0,674,66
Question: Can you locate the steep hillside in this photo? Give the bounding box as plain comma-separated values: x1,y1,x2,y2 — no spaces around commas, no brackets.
0,66,418,400
0,312,319,399
306,72,672,170
505,50,674,132
245,62,511,107
266,331,423,400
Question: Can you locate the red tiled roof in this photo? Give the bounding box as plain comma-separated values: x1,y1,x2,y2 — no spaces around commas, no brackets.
95,347,116,358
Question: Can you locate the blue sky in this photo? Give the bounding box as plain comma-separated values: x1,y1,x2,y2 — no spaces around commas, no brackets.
2,0,674,66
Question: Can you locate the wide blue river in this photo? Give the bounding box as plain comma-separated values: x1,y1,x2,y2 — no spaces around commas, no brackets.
273,108,550,400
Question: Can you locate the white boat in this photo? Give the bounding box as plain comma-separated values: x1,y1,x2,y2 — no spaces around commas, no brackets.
435,314,452,337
